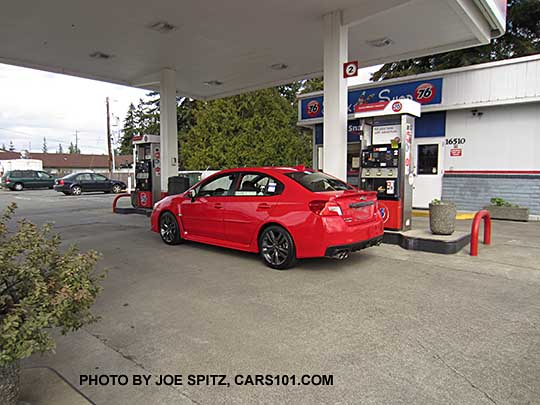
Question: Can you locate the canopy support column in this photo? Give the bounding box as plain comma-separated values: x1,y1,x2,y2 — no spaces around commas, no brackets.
322,11,348,180
160,68,178,192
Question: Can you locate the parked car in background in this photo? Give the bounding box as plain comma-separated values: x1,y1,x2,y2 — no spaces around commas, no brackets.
151,166,384,270
54,172,126,195
0,169,55,191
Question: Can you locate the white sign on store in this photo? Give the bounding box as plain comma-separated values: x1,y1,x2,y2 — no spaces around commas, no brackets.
372,125,401,144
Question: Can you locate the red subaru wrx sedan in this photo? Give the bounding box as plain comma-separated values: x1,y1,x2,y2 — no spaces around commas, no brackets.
151,167,384,269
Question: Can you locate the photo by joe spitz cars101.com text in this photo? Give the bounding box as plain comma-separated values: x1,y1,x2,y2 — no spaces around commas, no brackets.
151,166,384,269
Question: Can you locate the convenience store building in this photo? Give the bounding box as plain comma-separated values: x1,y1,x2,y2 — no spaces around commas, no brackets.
298,54,540,215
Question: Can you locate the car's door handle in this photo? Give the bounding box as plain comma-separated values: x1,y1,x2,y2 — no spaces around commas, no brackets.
257,203,272,210
214,203,223,209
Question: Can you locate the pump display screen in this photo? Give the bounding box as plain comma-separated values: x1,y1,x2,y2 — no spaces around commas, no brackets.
362,145,399,168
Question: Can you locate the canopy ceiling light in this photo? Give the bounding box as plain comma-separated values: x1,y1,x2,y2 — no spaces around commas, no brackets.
365,37,393,48
147,21,177,34
270,63,288,71
89,51,113,60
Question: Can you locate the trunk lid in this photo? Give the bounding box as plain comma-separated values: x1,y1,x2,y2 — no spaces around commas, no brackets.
326,190,378,224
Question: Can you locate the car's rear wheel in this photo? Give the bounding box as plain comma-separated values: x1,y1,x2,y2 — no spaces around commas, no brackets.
159,212,182,245
259,225,296,270
13,183,23,191
71,185,82,195
112,184,122,194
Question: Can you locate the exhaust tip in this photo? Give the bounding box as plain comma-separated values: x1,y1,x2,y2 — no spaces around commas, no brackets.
332,250,350,260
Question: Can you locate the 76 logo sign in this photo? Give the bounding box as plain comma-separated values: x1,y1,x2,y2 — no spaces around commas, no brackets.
414,83,436,104
306,100,321,118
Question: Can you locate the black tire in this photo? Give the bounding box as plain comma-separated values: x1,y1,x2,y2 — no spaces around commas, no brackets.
71,185,82,196
159,212,182,245
258,225,297,270
13,183,23,191
111,184,122,194
62,192,69,195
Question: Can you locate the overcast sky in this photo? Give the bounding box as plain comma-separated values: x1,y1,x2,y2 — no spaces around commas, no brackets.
0,64,379,155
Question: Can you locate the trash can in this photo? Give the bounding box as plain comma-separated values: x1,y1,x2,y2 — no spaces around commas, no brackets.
168,176,191,195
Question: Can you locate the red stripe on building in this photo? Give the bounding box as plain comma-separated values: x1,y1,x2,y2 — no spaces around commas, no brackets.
445,170,540,175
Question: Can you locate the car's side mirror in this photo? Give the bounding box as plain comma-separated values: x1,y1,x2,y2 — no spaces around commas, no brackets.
187,189,196,202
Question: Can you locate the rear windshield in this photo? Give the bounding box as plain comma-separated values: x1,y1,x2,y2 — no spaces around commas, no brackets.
285,171,352,192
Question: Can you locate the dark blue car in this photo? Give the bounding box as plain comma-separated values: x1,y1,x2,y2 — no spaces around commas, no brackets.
54,172,126,195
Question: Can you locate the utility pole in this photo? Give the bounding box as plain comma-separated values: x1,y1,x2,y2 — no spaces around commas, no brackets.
75,130,79,153
106,97,113,175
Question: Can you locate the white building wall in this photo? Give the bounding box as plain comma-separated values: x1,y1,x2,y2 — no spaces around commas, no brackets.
444,103,540,171
441,58,540,108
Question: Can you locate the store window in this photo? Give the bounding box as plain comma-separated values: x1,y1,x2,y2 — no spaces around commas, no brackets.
417,144,439,175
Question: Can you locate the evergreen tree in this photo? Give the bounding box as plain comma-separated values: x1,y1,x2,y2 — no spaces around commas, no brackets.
1,143,5,151
68,142,77,154
57,143,64,154
372,0,540,80
42,137,48,153
118,103,138,155
177,97,199,169
182,88,311,170
9,141,15,152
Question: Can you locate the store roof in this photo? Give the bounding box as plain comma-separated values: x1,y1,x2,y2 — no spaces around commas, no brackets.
0,151,133,168
1,0,505,100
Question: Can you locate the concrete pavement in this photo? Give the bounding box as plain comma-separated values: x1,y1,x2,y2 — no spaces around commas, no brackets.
1,189,539,404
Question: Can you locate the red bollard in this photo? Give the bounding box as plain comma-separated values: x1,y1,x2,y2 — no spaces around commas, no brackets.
112,193,131,213
470,210,491,256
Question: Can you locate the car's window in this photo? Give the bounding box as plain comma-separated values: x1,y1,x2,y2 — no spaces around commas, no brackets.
77,173,93,181
233,173,283,196
92,174,107,181
285,171,352,192
24,171,37,178
37,171,52,179
11,171,22,177
197,174,235,197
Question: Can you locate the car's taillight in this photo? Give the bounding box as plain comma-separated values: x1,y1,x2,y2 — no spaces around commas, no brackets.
59,179,64,185
5,179,10,184
309,200,343,216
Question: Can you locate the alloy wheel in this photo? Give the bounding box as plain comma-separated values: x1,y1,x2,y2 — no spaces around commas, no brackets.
160,214,178,244
72,186,82,195
261,229,290,267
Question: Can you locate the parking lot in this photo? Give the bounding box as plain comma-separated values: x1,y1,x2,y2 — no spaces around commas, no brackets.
2,188,539,404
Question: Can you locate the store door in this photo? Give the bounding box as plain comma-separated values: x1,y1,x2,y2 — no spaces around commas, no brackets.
413,138,444,208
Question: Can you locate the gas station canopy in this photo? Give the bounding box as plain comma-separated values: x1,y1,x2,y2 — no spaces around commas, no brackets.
1,0,505,100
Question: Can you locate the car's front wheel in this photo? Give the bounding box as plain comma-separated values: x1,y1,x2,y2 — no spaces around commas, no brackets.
159,212,182,245
259,225,296,270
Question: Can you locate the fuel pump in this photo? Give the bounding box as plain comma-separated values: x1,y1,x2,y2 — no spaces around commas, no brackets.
132,134,161,208
354,99,420,231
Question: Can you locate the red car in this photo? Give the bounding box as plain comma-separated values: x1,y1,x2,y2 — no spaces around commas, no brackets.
151,167,384,269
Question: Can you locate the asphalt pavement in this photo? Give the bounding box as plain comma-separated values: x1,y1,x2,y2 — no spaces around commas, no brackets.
1,188,539,404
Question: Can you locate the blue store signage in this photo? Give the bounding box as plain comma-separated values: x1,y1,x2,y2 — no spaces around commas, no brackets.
300,78,443,121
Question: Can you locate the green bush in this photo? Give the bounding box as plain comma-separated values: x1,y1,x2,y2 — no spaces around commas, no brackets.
490,197,518,207
0,203,104,366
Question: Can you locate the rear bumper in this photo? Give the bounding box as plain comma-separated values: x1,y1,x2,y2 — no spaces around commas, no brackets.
53,185,69,193
293,215,384,258
325,235,383,257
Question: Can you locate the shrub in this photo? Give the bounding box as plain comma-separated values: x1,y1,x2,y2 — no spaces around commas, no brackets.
490,197,518,207
0,203,104,366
